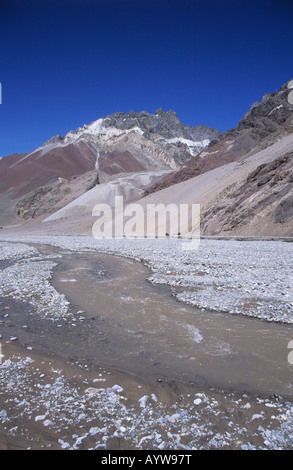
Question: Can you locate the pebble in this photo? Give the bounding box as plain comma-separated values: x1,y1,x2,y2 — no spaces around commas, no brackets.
35,415,46,422
194,398,202,405
139,395,148,408
84,387,103,396
168,413,180,423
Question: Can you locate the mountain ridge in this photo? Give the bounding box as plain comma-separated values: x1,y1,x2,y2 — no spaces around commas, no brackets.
143,80,293,196
0,80,292,237
0,108,220,226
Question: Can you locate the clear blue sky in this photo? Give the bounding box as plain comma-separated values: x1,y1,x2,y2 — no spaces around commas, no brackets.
0,0,292,157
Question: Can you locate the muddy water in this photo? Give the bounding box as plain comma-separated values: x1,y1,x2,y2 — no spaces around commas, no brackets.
48,249,293,398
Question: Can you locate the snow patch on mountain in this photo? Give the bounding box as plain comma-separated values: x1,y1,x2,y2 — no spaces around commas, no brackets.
167,136,211,156
62,119,145,146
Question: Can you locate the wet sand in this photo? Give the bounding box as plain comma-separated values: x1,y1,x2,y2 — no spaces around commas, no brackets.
1,241,293,450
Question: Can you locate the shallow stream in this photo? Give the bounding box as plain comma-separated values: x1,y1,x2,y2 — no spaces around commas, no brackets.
47,248,293,397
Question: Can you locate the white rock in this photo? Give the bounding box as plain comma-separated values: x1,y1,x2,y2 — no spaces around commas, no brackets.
194,398,202,405
168,413,180,423
35,414,46,422
2,359,11,367
111,384,123,393
84,387,102,396
43,419,52,426
139,395,148,408
58,439,70,449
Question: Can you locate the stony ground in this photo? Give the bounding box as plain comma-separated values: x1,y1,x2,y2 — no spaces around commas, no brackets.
1,235,293,450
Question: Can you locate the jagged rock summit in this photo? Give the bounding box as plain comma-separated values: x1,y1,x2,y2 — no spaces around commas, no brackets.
138,80,293,237
43,108,221,174
144,80,293,195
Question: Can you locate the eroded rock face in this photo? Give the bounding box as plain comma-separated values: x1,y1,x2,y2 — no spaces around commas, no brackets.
15,171,99,221
275,194,293,223
200,151,293,236
144,81,293,196
236,83,293,136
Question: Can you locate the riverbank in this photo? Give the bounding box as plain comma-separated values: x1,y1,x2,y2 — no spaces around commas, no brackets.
1,235,293,450
1,234,292,323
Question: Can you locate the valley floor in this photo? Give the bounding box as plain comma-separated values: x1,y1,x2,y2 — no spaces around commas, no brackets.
1,234,293,450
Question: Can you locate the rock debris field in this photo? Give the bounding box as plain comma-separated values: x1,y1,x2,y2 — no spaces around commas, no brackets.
1,234,293,450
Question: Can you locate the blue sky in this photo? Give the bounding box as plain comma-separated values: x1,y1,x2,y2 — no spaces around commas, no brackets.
0,0,292,157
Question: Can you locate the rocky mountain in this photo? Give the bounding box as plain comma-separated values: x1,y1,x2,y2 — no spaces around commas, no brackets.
135,132,293,238
1,80,292,237
18,130,293,238
0,109,220,226
200,150,293,236
144,81,293,196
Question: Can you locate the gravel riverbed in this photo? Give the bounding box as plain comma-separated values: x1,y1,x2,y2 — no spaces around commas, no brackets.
0,234,293,450
2,234,292,323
